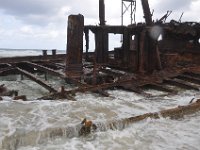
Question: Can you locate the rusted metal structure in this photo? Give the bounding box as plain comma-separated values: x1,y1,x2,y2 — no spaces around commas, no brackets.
121,0,137,25
66,14,84,80
0,0,200,100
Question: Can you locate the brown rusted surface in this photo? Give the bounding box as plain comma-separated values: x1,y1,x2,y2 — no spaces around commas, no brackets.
99,0,105,26
141,0,153,26
66,14,84,79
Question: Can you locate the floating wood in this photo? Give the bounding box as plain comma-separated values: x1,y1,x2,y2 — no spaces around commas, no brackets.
106,100,200,131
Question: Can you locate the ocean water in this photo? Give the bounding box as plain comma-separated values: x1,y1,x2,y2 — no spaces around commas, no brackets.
0,49,200,150
0,49,65,57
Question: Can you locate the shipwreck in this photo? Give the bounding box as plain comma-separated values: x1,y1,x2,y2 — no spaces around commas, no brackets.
0,0,200,100
1,1,200,148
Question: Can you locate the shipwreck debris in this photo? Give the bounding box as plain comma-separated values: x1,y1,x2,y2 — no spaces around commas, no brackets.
13,95,27,101
0,0,199,99
0,84,17,97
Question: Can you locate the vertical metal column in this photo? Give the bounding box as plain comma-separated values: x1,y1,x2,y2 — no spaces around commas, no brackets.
99,0,106,26
95,0,108,63
121,0,136,26
66,14,84,79
95,28,108,63
84,29,89,61
141,0,152,26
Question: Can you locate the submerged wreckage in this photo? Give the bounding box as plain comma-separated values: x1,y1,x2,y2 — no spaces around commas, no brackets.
0,0,200,133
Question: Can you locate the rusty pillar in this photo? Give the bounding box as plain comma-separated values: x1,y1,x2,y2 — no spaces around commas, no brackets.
138,0,162,73
138,30,147,73
84,29,89,61
66,14,84,79
52,49,57,56
122,28,130,66
95,28,108,63
42,50,47,56
141,0,153,26
99,0,106,26
138,30,162,73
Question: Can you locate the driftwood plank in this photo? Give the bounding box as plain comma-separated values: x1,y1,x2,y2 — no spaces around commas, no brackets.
164,78,199,91
106,100,200,130
16,67,57,93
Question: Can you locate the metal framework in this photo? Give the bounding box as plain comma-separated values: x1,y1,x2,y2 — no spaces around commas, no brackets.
121,0,136,25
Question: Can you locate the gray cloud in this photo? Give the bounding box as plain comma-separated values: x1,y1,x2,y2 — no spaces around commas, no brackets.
0,0,99,26
153,0,197,13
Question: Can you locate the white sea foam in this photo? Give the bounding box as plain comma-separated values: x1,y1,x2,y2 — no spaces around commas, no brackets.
1,50,200,149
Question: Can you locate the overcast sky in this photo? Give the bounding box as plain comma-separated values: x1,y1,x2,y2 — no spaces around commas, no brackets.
0,0,199,50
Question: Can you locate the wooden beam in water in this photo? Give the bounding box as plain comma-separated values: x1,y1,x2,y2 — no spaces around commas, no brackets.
121,85,151,97
148,83,177,94
184,71,200,79
0,67,17,75
16,67,57,93
66,78,135,94
0,54,65,64
107,100,200,131
24,61,65,78
164,78,199,91
177,74,200,85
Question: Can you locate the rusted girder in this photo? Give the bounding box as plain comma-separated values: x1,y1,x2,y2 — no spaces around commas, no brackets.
66,78,135,94
99,0,106,26
141,0,153,26
147,83,177,94
0,55,65,64
66,14,84,79
16,67,57,93
95,28,109,63
164,78,199,91
24,61,65,78
177,74,200,85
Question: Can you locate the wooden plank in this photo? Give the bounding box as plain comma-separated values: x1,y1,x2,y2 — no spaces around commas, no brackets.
164,78,199,91
148,83,177,93
0,67,17,75
16,67,57,93
120,85,151,97
101,68,124,77
66,78,135,94
106,100,200,131
184,71,200,79
177,74,200,85
0,54,66,64
24,61,65,78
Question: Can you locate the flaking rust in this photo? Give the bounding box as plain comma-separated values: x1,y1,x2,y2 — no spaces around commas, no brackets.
0,0,200,100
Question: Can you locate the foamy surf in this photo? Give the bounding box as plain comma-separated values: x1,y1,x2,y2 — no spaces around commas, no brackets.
0,52,200,150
